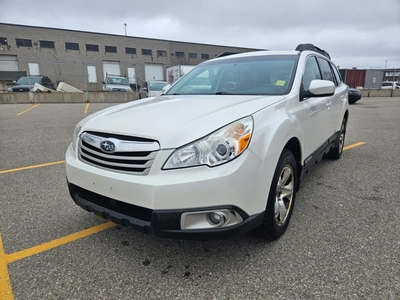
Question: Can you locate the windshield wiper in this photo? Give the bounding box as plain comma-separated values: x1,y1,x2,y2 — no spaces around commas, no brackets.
215,91,232,95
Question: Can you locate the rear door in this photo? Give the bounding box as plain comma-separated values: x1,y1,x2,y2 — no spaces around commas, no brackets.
316,57,347,135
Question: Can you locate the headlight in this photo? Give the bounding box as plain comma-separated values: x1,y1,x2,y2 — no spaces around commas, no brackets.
72,123,83,152
71,111,103,151
163,116,253,169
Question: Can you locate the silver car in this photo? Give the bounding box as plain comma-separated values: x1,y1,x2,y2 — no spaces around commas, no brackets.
102,75,133,92
139,80,168,98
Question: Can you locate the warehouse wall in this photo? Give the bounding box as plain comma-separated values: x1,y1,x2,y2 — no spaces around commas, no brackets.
0,23,260,91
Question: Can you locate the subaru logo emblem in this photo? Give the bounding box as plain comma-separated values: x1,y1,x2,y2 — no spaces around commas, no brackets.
100,140,116,153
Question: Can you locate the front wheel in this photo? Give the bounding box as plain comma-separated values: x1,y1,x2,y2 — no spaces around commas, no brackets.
256,149,297,240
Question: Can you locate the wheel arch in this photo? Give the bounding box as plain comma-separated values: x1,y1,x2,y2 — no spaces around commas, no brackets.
344,109,349,125
283,137,302,192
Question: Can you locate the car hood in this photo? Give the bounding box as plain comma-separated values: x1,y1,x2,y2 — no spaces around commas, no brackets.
105,84,131,89
82,94,286,148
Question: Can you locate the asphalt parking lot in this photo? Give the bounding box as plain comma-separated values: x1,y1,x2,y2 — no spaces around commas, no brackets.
0,97,399,300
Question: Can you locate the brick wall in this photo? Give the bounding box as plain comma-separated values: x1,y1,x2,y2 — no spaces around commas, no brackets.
0,23,260,91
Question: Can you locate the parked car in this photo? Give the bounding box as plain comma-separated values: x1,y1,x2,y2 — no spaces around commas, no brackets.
8,76,55,92
66,43,349,240
139,80,169,98
381,81,400,89
102,75,133,92
348,87,362,104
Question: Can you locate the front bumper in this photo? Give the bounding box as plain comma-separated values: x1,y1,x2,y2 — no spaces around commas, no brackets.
65,142,278,239
68,181,264,240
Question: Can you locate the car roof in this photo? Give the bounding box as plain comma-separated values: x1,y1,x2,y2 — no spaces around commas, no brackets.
213,43,331,61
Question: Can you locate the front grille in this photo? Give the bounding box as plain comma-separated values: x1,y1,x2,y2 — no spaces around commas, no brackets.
112,88,127,92
78,131,160,175
13,87,30,92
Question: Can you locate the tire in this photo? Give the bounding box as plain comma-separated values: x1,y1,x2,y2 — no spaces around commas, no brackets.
326,118,347,160
256,149,297,240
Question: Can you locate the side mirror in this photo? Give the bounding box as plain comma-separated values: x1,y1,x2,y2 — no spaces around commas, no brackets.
142,87,148,91
307,80,335,97
102,81,105,84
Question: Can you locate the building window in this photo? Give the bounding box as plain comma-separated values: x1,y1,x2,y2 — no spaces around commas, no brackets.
0,37,8,45
189,52,197,59
142,49,152,55
175,51,185,58
65,42,79,50
105,45,117,53
201,53,209,59
40,40,55,48
157,50,167,57
16,38,32,47
86,44,99,52
125,47,136,54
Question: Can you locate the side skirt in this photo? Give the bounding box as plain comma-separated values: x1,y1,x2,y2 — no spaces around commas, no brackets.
300,130,341,179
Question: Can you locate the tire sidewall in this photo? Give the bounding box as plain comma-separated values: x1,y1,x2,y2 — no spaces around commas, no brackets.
264,149,297,239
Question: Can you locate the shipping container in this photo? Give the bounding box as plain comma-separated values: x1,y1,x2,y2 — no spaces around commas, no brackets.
344,69,366,88
364,70,384,89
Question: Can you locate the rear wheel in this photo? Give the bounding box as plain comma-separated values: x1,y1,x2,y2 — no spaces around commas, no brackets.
326,118,347,160
256,149,297,240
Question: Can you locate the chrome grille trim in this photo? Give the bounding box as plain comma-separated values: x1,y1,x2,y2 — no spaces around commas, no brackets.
78,132,160,175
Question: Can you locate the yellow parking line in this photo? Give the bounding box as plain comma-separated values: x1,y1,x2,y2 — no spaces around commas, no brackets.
84,102,90,114
0,142,365,176
0,234,13,300
343,142,366,151
16,103,41,116
0,222,116,300
5,222,116,264
0,140,366,299
0,161,65,175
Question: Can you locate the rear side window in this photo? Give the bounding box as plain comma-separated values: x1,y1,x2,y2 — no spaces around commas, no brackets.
330,63,342,85
317,57,335,84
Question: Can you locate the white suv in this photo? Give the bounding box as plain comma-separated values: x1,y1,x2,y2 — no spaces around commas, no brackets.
381,81,400,89
66,44,349,240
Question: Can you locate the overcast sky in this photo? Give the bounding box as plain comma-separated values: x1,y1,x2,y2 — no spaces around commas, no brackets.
1,0,399,69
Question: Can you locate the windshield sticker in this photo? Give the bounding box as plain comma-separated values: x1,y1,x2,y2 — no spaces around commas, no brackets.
276,80,285,86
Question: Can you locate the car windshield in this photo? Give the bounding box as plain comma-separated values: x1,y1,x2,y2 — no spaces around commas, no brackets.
106,77,129,85
382,82,393,87
148,82,168,91
166,54,298,96
16,77,42,85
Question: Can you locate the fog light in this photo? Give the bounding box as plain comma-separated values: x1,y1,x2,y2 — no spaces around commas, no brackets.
209,212,226,225
181,209,243,230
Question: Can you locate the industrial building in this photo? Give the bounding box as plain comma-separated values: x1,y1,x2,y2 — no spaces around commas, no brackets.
0,23,260,91
1,23,398,93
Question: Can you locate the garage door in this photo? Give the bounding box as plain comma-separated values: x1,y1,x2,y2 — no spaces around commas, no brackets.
145,64,163,81
103,61,121,80
0,55,18,71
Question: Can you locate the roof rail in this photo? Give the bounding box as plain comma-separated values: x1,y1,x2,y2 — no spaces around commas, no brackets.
295,44,330,59
214,52,238,58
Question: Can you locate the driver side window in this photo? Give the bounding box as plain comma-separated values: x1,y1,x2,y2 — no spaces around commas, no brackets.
302,56,321,91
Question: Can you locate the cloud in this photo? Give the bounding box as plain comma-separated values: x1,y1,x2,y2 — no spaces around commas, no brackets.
1,0,399,68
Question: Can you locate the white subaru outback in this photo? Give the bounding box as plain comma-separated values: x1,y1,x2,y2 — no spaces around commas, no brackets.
66,44,349,240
